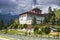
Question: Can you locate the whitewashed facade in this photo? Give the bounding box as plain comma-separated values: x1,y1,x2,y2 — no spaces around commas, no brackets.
19,8,45,24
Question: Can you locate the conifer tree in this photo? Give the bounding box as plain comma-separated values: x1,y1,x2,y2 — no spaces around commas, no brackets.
0,19,4,30
32,16,37,26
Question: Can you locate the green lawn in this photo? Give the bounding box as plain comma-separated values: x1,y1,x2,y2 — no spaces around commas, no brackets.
0,29,25,35
8,30,25,35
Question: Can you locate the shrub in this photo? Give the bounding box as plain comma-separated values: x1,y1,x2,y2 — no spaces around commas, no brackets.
41,24,51,35
34,25,39,34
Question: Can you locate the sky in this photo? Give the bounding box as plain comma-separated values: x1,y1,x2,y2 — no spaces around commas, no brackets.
0,0,60,15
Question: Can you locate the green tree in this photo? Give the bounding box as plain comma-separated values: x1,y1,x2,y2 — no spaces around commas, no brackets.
44,15,49,23
46,6,53,23
57,18,60,26
19,24,22,29
45,7,56,24
56,25,60,37
10,19,19,29
11,19,19,29
42,24,51,34
24,24,27,29
56,25,60,32
44,27,51,34
54,8,56,12
50,11,55,25
10,19,14,29
48,6,52,14
34,25,39,34
0,19,4,30
32,16,37,26
4,24,8,34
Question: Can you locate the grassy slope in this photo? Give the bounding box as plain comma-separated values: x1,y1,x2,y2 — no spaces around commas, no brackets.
55,9,60,18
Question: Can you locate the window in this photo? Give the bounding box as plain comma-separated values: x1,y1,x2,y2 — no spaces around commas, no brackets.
30,15,32,17
37,20,40,21
38,16,40,18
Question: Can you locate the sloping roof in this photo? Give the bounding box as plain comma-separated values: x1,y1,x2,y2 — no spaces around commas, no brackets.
19,8,47,16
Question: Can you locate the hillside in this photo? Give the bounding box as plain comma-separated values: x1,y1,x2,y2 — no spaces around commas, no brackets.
0,13,19,24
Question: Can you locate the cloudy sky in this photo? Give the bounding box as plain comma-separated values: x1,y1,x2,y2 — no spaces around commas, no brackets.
0,0,60,15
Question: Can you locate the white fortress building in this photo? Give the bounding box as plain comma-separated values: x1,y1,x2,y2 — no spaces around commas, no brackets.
19,8,46,24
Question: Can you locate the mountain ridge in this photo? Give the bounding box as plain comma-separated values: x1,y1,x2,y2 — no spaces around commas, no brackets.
0,13,19,24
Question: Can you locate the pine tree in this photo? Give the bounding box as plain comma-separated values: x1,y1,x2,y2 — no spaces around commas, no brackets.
48,6,52,14
47,6,53,23
24,24,27,29
32,16,37,26
50,11,55,25
0,19,4,30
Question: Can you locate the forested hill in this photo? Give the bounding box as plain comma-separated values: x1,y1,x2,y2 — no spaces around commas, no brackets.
0,13,19,24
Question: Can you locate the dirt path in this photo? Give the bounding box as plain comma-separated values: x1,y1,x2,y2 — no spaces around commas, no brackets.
0,37,9,40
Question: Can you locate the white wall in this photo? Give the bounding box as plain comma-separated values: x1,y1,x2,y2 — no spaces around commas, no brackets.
19,15,27,24
19,14,45,24
27,14,44,24
36,16,44,24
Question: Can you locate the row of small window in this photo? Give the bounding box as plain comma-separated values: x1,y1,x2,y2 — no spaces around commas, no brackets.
28,15,40,18
20,21,32,23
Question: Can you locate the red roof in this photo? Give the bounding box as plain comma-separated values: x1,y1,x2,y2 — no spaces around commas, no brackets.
19,8,47,16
